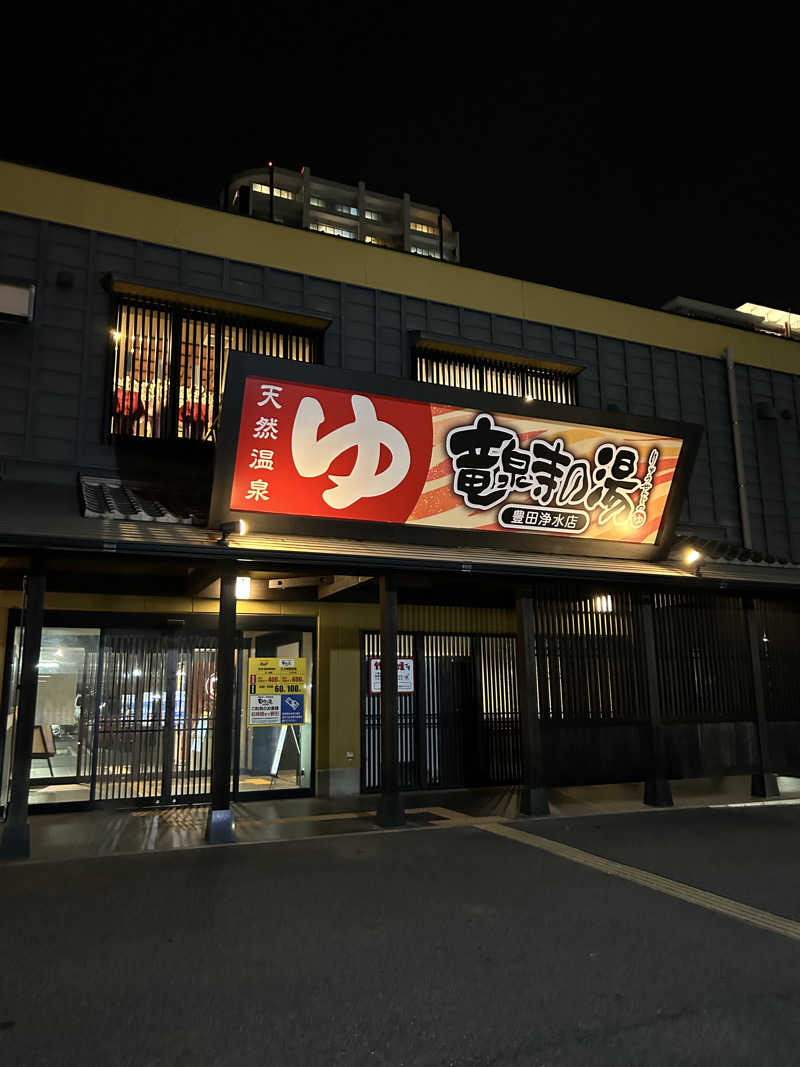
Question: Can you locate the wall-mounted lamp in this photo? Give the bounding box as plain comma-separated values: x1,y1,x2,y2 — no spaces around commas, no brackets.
217,519,247,546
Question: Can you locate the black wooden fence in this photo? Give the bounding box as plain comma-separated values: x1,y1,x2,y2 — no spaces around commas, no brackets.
362,587,800,793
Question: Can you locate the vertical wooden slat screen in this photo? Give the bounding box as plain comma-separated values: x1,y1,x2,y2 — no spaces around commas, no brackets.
361,630,521,792
93,631,218,803
415,349,577,405
651,591,754,722
755,598,800,721
111,299,173,438
111,297,320,440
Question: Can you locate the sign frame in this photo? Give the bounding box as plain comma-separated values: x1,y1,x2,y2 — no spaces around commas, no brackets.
210,352,703,562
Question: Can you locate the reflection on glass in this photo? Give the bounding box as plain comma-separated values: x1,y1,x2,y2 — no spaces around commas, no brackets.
10,628,101,805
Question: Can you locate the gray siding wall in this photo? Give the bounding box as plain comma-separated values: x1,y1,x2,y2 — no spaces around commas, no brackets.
2,210,799,557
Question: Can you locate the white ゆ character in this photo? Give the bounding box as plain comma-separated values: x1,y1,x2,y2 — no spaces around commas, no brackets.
291,394,410,509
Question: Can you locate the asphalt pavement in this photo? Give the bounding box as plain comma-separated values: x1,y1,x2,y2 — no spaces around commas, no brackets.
3,803,800,1066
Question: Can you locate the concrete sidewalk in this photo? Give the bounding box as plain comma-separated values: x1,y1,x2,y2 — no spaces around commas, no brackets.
12,775,800,864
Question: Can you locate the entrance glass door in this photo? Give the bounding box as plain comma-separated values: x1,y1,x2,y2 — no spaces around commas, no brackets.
2,627,101,806
2,620,315,808
235,628,314,795
93,631,218,803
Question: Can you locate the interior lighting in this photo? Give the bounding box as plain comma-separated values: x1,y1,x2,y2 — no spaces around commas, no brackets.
111,330,122,342
235,576,252,600
524,394,533,402
686,549,701,565
594,595,613,613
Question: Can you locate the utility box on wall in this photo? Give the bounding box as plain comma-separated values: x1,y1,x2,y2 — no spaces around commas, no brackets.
0,279,36,323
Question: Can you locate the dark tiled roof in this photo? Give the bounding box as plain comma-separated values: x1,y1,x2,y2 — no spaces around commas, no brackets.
673,534,799,568
80,476,206,525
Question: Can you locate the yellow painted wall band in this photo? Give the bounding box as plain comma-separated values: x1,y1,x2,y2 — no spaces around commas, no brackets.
2,161,798,373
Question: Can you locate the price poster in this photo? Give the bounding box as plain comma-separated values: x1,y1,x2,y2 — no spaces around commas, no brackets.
248,657,307,726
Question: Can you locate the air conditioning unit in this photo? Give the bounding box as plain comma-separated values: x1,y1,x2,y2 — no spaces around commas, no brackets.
0,279,36,323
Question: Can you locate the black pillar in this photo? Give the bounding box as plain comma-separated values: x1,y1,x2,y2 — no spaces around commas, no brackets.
0,563,46,860
377,575,405,827
744,598,779,799
206,572,237,843
639,592,673,808
515,589,549,816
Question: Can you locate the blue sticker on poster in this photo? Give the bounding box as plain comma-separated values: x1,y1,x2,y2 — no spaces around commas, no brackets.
280,694,305,724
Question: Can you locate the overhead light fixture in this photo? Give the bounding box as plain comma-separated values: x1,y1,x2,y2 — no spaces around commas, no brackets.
217,519,246,545
686,549,701,565
235,576,251,600
594,594,613,613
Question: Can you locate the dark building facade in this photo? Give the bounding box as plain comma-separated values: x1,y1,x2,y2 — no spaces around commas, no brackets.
1,161,799,855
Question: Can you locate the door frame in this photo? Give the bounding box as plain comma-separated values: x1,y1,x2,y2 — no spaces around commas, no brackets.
231,620,317,802
0,609,317,813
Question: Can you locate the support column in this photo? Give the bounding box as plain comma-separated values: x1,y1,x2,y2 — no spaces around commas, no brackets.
515,588,549,816
0,562,46,860
744,598,779,798
206,572,237,843
639,592,673,808
377,575,405,827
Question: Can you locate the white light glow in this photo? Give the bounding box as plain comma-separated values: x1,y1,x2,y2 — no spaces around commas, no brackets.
236,576,252,600
686,549,701,565
594,595,613,613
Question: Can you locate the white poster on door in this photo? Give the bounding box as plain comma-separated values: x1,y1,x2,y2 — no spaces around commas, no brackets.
369,657,415,695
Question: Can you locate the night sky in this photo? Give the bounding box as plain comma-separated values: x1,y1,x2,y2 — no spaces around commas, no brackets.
4,3,798,314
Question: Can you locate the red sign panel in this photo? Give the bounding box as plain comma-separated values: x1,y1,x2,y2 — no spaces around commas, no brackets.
228,374,684,545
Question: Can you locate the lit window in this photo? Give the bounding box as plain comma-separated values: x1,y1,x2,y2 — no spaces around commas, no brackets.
410,221,437,235
336,203,359,216
309,221,356,239
364,209,382,222
252,183,295,200
365,235,389,247
309,196,325,207
411,246,441,259
110,298,319,440
415,348,576,405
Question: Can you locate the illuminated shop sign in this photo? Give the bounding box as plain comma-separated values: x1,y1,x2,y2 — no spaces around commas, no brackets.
211,355,700,560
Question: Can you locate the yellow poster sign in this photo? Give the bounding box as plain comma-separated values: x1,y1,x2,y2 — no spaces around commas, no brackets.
247,657,307,726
